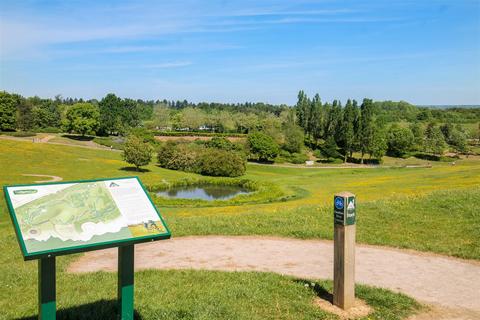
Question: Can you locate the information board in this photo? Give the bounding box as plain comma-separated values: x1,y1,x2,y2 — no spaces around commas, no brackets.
4,177,170,260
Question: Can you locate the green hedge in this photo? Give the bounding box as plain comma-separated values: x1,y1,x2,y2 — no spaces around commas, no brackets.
155,131,247,137
1,131,37,137
33,127,63,133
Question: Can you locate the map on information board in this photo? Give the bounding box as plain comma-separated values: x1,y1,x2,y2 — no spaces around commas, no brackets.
4,177,170,260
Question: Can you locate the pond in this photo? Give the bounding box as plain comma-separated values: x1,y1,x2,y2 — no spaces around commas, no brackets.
156,185,251,201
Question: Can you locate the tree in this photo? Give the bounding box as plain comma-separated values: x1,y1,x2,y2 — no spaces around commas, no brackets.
283,123,304,153
321,136,341,159
62,103,100,136
338,99,357,162
424,123,446,155
152,104,171,129
16,99,34,131
31,99,61,128
410,122,424,151
370,128,387,160
295,90,309,131
122,135,153,171
358,99,376,163
448,129,468,154
98,93,123,135
387,124,414,157
179,107,205,130
247,131,279,162
0,91,18,131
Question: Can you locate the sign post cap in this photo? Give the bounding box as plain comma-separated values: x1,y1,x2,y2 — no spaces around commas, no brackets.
335,191,355,198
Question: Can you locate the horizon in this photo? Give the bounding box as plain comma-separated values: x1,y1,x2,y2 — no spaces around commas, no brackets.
1,0,479,105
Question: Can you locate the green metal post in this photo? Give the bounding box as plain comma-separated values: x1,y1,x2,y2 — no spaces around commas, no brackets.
38,256,56,320
118,245,134,320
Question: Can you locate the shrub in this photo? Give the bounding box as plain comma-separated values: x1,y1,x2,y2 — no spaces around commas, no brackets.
247,131,279,162
157,142,199,172
33,127,62,133
205,136,242,151
2,131,37,137
197,149,246,177
290,153,308,164
157,141,247,177
283,124,304,153
122,135,153,170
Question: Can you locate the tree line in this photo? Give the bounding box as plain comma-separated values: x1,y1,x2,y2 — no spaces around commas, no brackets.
295,90,473,162
1,90,478,163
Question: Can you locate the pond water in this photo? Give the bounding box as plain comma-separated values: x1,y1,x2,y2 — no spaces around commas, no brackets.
156,185,251,201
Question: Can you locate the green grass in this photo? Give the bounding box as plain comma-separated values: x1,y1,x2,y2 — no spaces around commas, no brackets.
1,139,479,259
168,188,480,259
0,262,422,320
6,138,479,318
93,136,126,150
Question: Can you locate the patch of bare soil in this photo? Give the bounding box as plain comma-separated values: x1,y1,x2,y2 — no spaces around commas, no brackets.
314,297,372,319
68,236,480,318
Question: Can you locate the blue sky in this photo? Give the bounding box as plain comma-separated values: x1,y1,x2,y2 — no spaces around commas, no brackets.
1,0,479,105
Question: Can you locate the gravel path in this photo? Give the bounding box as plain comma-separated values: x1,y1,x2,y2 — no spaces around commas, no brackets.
68,236,480,317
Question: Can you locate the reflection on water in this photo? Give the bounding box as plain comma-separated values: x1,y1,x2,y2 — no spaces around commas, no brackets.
156,185,250,201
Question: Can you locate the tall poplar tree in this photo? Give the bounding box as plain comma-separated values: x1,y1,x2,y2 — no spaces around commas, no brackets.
359,98,375,163
339,99,356,162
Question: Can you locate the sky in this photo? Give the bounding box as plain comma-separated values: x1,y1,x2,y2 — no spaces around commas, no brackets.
0,0,479,105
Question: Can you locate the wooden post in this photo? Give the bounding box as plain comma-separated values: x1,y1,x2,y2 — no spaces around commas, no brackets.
333,192,356,310
118,245,135,320
38,256,56,320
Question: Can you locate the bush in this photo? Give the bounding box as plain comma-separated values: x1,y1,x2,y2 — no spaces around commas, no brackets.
290,153,308,164
277,150,308,164
205,136,243,151
157,141,247,177
2,131,36,137
122,135,153,170
414,152,458,162
157,142,199,172
247,131,280,162
197,149,246,177
33,127,62,133
282,124,304,153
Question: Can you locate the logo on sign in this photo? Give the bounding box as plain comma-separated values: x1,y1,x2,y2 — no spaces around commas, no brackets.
347,199,355,210
334,197,344,210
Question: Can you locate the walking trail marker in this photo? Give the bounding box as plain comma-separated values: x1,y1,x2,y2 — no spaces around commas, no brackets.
333,191,356,310
4,176,171,320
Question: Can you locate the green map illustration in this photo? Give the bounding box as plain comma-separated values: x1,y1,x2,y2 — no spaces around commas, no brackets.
11,180,167,254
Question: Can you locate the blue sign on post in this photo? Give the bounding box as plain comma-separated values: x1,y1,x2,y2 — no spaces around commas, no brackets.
334,193,356,226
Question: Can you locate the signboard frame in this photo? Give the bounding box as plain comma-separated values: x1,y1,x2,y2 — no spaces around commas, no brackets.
3,176,171,261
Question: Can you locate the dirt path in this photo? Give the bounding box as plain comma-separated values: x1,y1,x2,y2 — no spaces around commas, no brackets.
68,236,480,318
21,174,63,183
